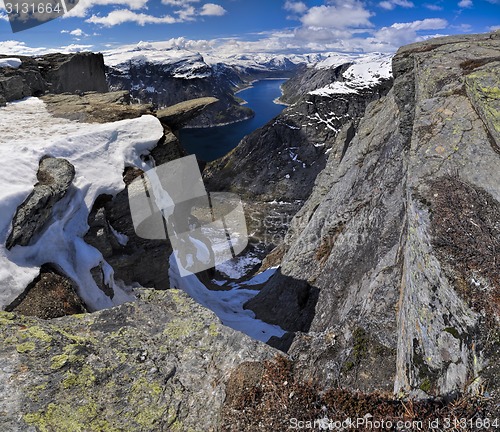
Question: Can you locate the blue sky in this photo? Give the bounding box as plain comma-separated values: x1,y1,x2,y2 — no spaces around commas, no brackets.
0,0,499,54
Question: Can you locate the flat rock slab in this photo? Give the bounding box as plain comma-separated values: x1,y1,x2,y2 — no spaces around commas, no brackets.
156,97,218,130
0,289,277,432
42,91,152,123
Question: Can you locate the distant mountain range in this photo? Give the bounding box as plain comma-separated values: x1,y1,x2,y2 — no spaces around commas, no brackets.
103,41,393,127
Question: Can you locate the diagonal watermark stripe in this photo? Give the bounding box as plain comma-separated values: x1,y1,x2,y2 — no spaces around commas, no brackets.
129,155,248,277
5,0,79,33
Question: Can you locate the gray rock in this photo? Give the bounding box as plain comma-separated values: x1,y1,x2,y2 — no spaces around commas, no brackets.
6,157,75,249
156,97,219,130
245,31,500,398
40,52,108,94
41,91,152,123
0,289,277,432
0,53,107,104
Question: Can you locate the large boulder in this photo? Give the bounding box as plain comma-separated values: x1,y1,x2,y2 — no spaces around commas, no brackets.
39,53,108,94
6,157,75,249
245,31,500,400
0,289,277,431
156,97,219,130
0,53,108,104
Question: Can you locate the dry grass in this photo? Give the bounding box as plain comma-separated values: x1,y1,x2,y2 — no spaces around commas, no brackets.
221,355,497,431
429,176,500,318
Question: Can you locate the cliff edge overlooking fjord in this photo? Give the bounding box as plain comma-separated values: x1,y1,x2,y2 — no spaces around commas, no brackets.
246,31,500,401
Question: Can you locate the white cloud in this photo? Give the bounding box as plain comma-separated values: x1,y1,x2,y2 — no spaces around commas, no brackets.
175,6,196,21
424,3,444,10
373,18,448,47
284,1,308,14
379,0,414,10
0,41,46,55
458,0,473,7
86,9,177,26
0,12,8,21
301,1,373,29
61,28,87,37
162,0,199,5
199,3,226,16
64,0,149,18
391,18,448,30
59,44,94,53
489,25,500,31
71,28,85,36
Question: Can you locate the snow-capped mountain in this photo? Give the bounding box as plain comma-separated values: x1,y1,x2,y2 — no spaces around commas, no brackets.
104,42,308,127
103,40,393,127
105,43,213,80
310,52,393,96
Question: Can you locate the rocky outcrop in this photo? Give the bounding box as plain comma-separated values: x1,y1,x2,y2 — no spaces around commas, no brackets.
6,157,75,250
244,31,500,401
8,267,86,320
157,97,219,130
41,91,152,123
0,289,278,431
0,53,108,105
40,53,108,94
107,60,253,128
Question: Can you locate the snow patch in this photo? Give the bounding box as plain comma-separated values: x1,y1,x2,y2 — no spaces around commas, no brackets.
310,52,393,97
169,254,285,343
0,58,22,69
0,97,164,310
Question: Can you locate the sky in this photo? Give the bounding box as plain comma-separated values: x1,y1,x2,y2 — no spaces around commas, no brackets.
0,0,499,55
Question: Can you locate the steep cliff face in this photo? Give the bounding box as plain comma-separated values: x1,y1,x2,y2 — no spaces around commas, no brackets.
0,53,108,105
246,31,500,399
203,55,392,257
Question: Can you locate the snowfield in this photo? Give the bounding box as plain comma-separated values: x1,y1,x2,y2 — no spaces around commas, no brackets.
0,97,164,310
170,255,285,343
0,97,286,343
310,52,393,96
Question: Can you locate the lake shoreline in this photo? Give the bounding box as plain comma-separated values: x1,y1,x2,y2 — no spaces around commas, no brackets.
180,79,288,161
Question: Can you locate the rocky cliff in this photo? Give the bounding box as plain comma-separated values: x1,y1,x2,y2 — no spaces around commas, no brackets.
0,289,277,432
0,53,108,105
245,31,500,403
203,53,392,262
106,58,253,128
1,32,498,430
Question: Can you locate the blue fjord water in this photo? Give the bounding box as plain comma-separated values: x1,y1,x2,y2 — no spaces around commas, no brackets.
179,79,287,162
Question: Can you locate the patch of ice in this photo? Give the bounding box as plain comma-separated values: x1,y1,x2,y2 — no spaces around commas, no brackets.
109,224,129,247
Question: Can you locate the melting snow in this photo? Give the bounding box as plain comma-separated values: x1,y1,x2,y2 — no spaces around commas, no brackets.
170,255,285,343
0,97,164,310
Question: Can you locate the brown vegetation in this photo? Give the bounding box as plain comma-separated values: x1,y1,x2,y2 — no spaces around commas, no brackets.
221,355,496,431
